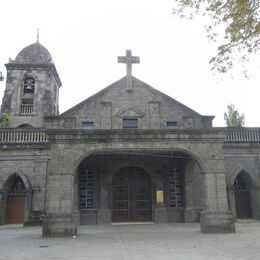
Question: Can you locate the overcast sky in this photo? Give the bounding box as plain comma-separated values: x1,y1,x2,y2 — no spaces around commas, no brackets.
0,0,259,126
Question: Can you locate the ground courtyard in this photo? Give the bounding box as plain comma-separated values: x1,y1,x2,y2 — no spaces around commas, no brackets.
0,221,259,260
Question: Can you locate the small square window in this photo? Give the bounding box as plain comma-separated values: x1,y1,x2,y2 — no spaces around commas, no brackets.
21,99,33,105
82,121,94,129
166,121,177,128
123,118,138,129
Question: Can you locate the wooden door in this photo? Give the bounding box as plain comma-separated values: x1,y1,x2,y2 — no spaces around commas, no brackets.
235,191,252,218
234,174,252,218
112,167,152,222
5,196,25,224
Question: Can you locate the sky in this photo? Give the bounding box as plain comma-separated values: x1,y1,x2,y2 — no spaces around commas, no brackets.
0,0,259,127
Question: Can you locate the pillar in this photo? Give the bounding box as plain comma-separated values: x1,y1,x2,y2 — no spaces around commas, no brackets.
42,174,78,237
200,172,235,233
97,171,111,224
154,182,167,223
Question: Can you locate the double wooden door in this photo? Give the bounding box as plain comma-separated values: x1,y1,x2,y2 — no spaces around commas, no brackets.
112,167,152,222
5,195,25,224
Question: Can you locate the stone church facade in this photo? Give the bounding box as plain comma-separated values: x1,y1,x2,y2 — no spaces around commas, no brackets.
0,41,259,236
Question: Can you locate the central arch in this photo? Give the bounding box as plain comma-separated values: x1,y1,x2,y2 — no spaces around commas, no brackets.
112,167,152,222
74,149,206,225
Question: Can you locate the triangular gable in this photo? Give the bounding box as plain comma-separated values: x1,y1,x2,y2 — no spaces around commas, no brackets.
132,77,202,120
58,75,205,120
59,77,126,119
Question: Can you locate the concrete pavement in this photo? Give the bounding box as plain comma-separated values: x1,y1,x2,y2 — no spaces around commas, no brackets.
0,221,260,260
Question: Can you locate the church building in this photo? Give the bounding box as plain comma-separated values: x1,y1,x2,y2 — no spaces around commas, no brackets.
0,40,259,236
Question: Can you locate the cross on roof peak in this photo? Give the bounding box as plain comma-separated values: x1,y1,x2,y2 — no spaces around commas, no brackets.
118,50,140,91
118,50,140,76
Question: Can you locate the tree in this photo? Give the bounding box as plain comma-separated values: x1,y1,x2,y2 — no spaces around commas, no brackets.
0,113,11,125
173,0,260,73
0,71,4,81
224,104,245,127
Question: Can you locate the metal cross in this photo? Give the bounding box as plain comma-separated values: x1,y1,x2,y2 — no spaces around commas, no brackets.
118,50,140,91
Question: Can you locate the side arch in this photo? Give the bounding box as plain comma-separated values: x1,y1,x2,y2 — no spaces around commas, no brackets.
0,173,32,225
0,172,32,192
227,168,256,219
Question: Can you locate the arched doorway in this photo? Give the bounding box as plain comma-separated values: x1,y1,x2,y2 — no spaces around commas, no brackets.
112,167,152,222
5,175,26,224
234,173,252,218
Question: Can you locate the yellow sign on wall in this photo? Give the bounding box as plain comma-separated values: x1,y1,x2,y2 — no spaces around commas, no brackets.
156,190,164,203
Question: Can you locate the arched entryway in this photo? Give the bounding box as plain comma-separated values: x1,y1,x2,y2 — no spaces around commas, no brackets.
5,175,26,224
234,172,252,218
75,150,205,225
112,167,152,222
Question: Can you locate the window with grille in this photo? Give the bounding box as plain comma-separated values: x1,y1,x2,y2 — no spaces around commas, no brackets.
82,121,94,129
79,170,96,209
166,121,177,128
8,175,26,195
234,174,248,191
123,118,138,128
168,168,183,207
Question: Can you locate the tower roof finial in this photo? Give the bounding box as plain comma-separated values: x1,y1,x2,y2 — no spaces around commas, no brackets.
37,28,39,43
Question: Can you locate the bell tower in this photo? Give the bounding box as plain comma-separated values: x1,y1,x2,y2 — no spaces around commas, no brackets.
1,39,62,128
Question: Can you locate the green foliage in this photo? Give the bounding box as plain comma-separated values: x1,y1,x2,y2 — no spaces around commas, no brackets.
0,113,11,125
173,0,260,73
0,71,4,81
224,104,245,127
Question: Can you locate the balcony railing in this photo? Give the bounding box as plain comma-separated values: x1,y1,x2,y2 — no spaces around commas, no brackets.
0,128,259,144
0,129,47,143
225,130,260,142
20,104,33,114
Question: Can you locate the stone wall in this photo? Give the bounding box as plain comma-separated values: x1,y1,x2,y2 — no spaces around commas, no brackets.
0,143,49,225
45,77,213,130
42,128,234,235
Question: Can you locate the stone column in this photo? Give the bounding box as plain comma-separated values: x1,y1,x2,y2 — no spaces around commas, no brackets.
149,101,160,129
226,185,236,218
97,171,111,224
184,174,195,222
42,173,78,237
154,182,167,223
0,191,5,225
200,172,235,233
184,161,205,222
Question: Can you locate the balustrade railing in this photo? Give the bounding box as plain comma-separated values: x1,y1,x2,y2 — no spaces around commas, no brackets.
225,130,260,142
0,128,259,144
20,104,33,114
0,129,47,143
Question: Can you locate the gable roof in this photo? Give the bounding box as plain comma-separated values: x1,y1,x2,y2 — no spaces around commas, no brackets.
59,76,205,120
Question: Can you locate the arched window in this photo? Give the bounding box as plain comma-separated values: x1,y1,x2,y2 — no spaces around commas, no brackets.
234,174,249,191
8,175,26,195
23,77,35,94
20,77,35,114
16,124,33,128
